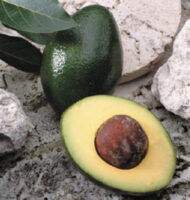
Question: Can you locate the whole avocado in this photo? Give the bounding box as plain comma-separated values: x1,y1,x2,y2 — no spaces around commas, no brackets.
41,5,123,114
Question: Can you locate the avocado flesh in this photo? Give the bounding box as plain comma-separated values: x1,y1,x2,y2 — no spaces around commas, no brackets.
40,5,122,113
60,95,176,194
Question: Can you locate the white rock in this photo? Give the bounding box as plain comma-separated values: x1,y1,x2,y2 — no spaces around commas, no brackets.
0,22,20,37
0,89,33,155
151,20,190,120
60,0,181,83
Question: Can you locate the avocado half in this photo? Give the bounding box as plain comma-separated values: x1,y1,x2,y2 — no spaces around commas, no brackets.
60,95,176,195
40,5,122,114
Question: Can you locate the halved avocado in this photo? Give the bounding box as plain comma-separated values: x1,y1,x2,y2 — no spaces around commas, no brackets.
60,95,176,195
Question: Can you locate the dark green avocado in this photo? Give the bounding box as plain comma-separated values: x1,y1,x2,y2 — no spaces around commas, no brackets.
40,5,123,114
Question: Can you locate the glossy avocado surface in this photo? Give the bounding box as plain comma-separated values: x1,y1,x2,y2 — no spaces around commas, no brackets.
40,5,122,114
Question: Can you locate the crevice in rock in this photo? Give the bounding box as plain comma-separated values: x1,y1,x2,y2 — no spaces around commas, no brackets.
129,13,173,38
0,149,24,178
122,30,141,59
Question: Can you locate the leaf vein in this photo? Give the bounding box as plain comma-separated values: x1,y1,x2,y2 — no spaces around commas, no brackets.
31,11,49,32
1,0,75,33
0,49,39,65
17,6,30,27
1,0,19,27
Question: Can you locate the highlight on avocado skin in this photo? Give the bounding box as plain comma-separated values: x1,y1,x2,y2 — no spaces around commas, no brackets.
0,0,177,197
40,5,123,114
0,0,79,73
0,2,122,113
60,95,176,195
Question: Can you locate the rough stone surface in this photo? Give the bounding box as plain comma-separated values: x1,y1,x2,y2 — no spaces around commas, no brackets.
0,88,33,155
60,0,181,83
0,1,190,200
152,20,190,120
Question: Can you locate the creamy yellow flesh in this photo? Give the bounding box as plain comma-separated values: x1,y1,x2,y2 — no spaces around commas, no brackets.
61,95,176,193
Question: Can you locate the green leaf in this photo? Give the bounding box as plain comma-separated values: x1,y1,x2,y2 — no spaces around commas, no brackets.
0,33,42,73
0,0,77,34
2,23,54,44
18,31,55,45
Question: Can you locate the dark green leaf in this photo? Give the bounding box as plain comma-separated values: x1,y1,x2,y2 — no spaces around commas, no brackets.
0,33,42,73
0,0,77,34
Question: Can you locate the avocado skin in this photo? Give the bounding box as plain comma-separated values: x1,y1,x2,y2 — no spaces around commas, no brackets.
40,5,123,114
60,95,176,196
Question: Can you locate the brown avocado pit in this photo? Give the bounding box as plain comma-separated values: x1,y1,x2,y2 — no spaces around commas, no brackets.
95,115,149,169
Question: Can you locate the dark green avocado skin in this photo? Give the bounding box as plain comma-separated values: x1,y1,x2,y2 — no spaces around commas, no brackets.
40,5,123,114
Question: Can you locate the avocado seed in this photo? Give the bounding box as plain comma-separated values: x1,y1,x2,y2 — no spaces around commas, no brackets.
95,115,149,169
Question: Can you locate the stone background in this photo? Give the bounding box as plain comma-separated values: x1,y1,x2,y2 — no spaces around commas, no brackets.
61,0,181,83
0,0,190,200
